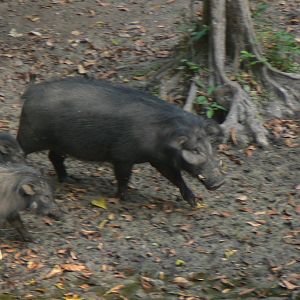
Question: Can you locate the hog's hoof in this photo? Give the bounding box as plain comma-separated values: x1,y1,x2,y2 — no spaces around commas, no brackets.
186,197,197,208
176,196,196,208
59,175,80,184
116,191,128,202
21,233,34,242
48,210,64,221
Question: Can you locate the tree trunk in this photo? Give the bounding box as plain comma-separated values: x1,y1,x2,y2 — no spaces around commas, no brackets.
162,0,300,147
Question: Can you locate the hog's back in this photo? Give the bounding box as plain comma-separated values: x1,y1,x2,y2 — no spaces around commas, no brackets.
17,78,184,162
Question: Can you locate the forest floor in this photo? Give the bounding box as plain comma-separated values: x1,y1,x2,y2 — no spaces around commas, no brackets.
0,0,299,299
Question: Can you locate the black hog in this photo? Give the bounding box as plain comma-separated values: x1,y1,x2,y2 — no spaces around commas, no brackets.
0,165,61,241
0,132,24,163
17,77,225,207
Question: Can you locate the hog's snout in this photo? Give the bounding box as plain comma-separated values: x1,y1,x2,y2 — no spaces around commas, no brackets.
198,168,225,191
203,178,225,190
47,209,63,221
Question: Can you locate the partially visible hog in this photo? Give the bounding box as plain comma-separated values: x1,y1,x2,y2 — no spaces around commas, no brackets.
0,132,24,163
0,165,61,241
17,77,225,207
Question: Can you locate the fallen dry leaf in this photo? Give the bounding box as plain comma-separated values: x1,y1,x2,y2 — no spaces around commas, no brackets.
27,261,44,270
71,30,82,36
281,279,299,290
25,15,40,22
236,195,248,202
173,276,191,288
122,214,133,221
116,5,129,11
91,198,107,209
81,230,98,236
98,219,108,229
77,64,87,74
230,128,238,145
64,294,83,300
44,265,63,279
140,276,154,290
245,145,256,157
104,284,125,295
224,249,237,259
55,282,64,289
29,31,42,37
98,2,110,7
219,211,232,218
8,28,23,37
79,284,90,290
285,138,298,148
180,224,192,232
238,287,256,295
196,202,208,209
246,221,262,227
61,264,86,272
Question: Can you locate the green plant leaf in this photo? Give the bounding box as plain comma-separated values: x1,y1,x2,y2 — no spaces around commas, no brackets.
206,109,214,118
191,25,209,41
243,85,251,93
210,102,227,111
195,78,205,89
175,259,186,266
195,96,208,105
207,86,216,96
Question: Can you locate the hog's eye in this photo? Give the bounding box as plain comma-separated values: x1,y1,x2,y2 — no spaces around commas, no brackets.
192,149,199,154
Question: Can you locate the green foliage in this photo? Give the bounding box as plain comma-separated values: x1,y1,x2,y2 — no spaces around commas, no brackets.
240,50,266,68
252,2,270,19
194,86,227,119
191,25,209,42
262,31,300,72
181,59,201,73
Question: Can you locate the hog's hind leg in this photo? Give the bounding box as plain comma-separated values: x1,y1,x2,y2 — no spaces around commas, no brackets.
113,163,133,200
49,150,68,182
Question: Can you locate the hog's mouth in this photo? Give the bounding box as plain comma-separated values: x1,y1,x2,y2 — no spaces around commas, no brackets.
197,174,225,191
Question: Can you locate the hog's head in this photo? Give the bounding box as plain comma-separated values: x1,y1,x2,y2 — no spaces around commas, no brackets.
170,121,225,190
19,180,62,220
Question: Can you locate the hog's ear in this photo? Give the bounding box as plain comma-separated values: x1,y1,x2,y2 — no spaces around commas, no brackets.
169,136,188,150
20,184,35,196
182,149,206,165
0,145,8,154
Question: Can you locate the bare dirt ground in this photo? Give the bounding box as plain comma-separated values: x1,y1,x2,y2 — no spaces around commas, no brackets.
0,1,299,299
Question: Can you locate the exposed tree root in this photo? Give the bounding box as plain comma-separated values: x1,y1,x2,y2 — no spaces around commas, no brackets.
183,75,198,112
157,0,299,147
191,0,299,146
219,81,269,147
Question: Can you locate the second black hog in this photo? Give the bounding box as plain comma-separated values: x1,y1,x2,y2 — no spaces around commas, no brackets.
0,165,61,241
17,78,225,207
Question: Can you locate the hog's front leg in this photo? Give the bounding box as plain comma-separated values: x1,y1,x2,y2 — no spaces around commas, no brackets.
151,163,196,207
7,214,33,242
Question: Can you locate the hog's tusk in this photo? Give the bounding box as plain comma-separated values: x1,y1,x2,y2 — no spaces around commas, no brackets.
198,174,206,180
